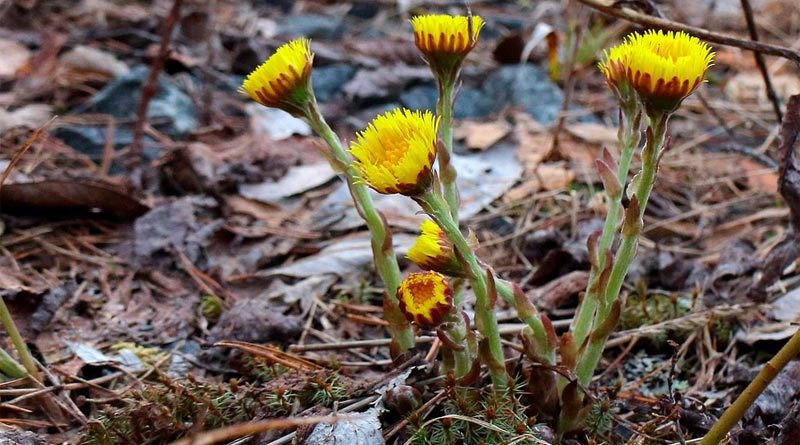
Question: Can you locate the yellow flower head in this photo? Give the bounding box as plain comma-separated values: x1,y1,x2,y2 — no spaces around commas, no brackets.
350,108,439,195
397,271,453,326
241,38,314,114
410,14,484,84
410,14,484,57
599,30,714,113
407,219,463,276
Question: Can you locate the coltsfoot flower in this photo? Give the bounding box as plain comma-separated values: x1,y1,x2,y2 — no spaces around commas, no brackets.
407,219,463,277
397,271,453,326
599,30,714,113
349,108,439,195
410,14,484,83
241,38,313,115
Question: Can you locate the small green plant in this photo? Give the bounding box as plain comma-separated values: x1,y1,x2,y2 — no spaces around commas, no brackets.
585,396,613,438
303,373,346,407
265,386,297,415
83,377,268,445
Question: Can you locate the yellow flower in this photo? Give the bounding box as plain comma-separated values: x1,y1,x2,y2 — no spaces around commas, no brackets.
410,14,484,57
407,219,463,276
410,14,484,84
350,108,439,195
599,30,714,112
397,271,453,326
241,38,313,114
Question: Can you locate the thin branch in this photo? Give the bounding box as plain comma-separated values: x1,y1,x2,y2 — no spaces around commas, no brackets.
698,327,800,445
739,0,783,122
575,0,800,65
130,0,183,161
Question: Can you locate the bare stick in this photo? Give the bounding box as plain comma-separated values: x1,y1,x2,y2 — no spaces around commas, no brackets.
130,0,184,161
698,327,800,445
739,0,783,122
576,0,800,65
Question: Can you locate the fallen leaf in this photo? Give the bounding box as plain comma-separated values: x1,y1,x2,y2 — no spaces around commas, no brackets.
209,297,303,343
58,45,130,79
533,270,590,311
566,122,618,145
133,196,218,265
455,120,511,150
725,72,800,106
514,114,551,172
537,162,575,190
737,322,799,344
0,104,52,132
304,408,383,445
264,233,416,279
0,38,31,79
740,157,778,193
246,103,311,141
239,162,336,203
771,287,800,322
0,179,148,219
504,162,574,201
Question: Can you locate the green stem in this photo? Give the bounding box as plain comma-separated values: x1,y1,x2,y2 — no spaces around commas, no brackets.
0,297,39,381
305,101,415,353
699,327,800,445
449,317,472,379
575,115,668,386
436,79,459,220
0,346,26,380
571,110,641,349
496,280,555,364
417,190,508,389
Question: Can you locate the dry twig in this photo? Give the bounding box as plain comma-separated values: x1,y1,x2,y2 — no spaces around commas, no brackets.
576,0,800,65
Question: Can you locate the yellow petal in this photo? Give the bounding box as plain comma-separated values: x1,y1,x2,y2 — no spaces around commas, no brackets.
397,271,453,326
241,38,313,108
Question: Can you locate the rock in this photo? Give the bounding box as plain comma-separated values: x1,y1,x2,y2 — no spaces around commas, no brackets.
399,84,437,113
347,2,380,19
399,84,495,119
312,63,357,102
56,66,198,164
0,430,47,445
483,64,564,124
455,87,497,118
78,65,198,138
278,13,344,39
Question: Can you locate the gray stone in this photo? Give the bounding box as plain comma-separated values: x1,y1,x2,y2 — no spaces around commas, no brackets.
483,64,565,124
53,125,159,168
278,13,344,39
0,430,47,445
78,65,198,138
312,63,357,102
400,84,495,119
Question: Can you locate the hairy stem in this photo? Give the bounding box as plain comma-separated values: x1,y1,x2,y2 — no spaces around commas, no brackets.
575,114,668,386
305,101,415,353
496,280,555,364
436,79,459,220
571,109,641,349
417,190,508,389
